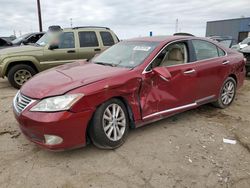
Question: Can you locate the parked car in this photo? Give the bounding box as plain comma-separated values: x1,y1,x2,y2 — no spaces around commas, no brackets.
11,32,45,46
0,32,44,50
240,46,250,75
0,26,119,88
12,35,246,151
208,36,235,48
231,37,250,51
0,37,13,49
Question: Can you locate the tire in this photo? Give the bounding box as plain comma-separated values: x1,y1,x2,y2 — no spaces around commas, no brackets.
212,77,237,109
7,64,37,89
88,98,129,149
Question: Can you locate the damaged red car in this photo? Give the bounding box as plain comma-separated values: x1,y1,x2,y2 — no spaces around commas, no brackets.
13,36,246,150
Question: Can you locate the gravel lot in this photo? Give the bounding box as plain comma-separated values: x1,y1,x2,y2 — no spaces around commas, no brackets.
0,77,250,188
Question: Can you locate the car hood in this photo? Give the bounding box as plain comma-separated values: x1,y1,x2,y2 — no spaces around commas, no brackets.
21,61,130,99
0,45,42,55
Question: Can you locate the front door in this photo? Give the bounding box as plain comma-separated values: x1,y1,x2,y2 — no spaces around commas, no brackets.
41,32,78,69
140,40,198,120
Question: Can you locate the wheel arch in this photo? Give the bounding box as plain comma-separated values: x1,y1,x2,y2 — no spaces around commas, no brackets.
228,74,237,85
5,61,38,76
113,96,136,129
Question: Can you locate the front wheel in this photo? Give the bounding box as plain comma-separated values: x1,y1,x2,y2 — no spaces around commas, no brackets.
7,64,37,89
212,77,236,109
88,98,129,149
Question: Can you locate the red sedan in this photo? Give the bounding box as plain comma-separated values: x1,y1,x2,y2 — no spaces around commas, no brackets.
13,36,246,150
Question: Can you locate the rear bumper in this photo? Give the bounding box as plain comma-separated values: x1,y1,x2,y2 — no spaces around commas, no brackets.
14,108,93,151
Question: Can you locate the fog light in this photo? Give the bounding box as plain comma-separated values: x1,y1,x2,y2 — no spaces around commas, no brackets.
44,135,63,145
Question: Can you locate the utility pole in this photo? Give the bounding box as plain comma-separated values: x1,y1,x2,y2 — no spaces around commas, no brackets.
37,0,43,32
70,18,73,28
175,18,179,33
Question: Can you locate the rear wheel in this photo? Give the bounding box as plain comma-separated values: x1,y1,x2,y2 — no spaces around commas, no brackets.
212,77,236,109
88,98,129,149
7,64,37,89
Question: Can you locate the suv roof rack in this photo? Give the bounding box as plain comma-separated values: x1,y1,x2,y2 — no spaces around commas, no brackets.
72,26,110,30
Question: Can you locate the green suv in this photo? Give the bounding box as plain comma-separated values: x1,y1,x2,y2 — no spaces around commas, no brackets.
0,26,119,88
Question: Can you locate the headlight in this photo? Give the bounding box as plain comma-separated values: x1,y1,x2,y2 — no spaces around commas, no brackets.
30,93,84,112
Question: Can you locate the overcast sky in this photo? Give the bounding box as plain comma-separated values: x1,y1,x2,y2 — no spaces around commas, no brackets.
0,0,249,39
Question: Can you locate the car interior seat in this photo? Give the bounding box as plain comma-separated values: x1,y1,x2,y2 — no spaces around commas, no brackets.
161,48,184,66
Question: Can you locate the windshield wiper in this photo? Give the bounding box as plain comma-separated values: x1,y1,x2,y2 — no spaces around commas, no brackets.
94,62,114,67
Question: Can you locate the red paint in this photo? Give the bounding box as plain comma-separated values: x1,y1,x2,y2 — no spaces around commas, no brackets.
14,36,246,150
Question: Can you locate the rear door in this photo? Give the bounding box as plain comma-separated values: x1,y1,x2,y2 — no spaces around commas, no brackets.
190,39,230,101
77,31,101,60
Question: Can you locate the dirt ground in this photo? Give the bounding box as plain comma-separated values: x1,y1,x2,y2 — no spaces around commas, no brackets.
0,77,250,188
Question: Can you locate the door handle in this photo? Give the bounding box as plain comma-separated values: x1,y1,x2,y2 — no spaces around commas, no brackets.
222,60,230,65
67,50,76,53
184,69,196,74
94,48,101,51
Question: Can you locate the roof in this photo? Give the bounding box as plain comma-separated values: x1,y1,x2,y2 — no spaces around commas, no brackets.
125,35,193,43
207,17,250,23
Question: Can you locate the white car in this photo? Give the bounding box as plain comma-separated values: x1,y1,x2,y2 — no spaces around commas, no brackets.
232,37,250,51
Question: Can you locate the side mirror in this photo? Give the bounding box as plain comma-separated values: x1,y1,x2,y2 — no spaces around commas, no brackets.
49,43,59,50
153,67,172,81
248,42,250,45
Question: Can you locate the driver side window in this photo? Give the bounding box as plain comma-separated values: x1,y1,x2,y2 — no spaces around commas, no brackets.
58,32,75,49
147,41,188,70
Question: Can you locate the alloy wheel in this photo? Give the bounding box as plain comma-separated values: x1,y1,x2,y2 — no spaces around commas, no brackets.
102,103,126,141
221,80,235,105
14,69,32,86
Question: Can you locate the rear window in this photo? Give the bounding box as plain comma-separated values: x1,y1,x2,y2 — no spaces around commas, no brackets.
78,31,99,47
100,31,115,46
218,47,225,56
192,40,219,61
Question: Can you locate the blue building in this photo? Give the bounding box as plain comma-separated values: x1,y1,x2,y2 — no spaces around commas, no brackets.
206,17,250,43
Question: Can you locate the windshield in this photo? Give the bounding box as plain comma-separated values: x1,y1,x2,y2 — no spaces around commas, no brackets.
36,32,58,46
12,33,30,44
241,37,250,44
92,41,159,68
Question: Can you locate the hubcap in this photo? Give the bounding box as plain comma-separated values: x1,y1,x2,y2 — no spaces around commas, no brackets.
102,103,126,141
14,69,32,86
221,81,235,105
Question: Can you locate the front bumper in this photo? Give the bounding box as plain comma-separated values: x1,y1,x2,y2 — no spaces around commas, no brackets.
13,107,93,151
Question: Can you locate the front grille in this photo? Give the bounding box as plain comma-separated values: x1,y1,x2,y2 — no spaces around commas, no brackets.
13,91,35,114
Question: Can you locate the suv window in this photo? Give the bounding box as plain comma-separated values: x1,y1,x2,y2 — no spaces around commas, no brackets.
100,31,115,46
192,40,219,60
58,32,75,49
79,31,99,47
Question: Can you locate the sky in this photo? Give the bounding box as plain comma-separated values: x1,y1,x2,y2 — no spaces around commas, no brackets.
0,0,249,39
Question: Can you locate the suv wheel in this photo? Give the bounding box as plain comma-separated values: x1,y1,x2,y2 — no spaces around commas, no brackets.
212,77,236,109
88,98,129,149
7,64,37,89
